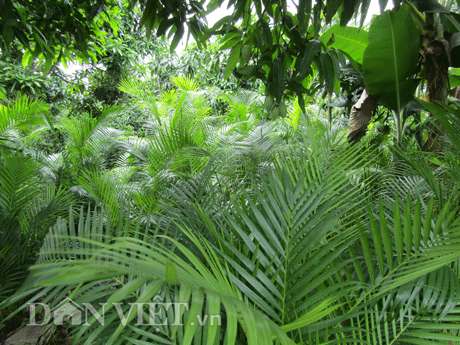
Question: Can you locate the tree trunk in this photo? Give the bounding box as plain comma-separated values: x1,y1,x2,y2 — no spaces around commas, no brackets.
347,89,378,142
424,36,450,151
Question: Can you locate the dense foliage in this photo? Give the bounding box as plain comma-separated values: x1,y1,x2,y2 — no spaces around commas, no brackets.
1,1,460,344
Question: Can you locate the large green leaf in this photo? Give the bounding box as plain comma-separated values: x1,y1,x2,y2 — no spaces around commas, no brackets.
224,42,243,80
296,39,321,80
325,0,342,23
449,67,460,88
363,4,421,113
320,24,369,64
297,0,312,35
320,51,335,95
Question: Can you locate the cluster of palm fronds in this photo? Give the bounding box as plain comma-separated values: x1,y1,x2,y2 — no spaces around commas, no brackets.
1,79,460,345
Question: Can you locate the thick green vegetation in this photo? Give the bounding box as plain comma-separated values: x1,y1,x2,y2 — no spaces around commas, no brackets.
1,1,460,344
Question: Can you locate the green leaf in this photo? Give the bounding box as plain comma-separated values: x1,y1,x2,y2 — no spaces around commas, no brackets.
224,42,243,79
363,4,421,113
166,259,179,285
139,0,157,39
379,0,389,12
273,56,285,103
393,195,403,263
412,0,449,13
298,0,312,35
449,74,460,89
3,25,15,47
236,65,257,77
182,289,204,345
379,198,394,269
341,0,357,26
170,23,185,52
325,0,342,23
369,206,385,277
313,1,322,37
320,51,335,95
219,36,242,51
44,57,53,74
281,298,344,332
107,280,164,345
261,19,273,49
360,0,372,27
449,68,460,88
298,39,321,79
320,24,368,64
21,50,32,68
329,50,342,95
413,198,422,252
360,230,376,282
423,198,434,244
403,195,413,255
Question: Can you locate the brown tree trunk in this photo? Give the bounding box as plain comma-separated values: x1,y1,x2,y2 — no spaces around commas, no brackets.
424,36,450,151
347,89,378,143
425,35,450,103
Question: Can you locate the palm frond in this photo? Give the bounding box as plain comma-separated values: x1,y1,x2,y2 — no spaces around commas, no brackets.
59,111,124,175
119,78,161,123
11,206,295,345
0,94,48,136
0,152,42,219
171,76,201,91
0,153,73,300
171,129,377,343
343,195,460,344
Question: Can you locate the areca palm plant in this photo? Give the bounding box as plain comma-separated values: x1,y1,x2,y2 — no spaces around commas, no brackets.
0,94,51,151
118,76,282,212
0,95,74,303
0,152,73,303
40,106,125,190
120,77,213,170
216,89,265,134
4,122,460,344
116,76,216,212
